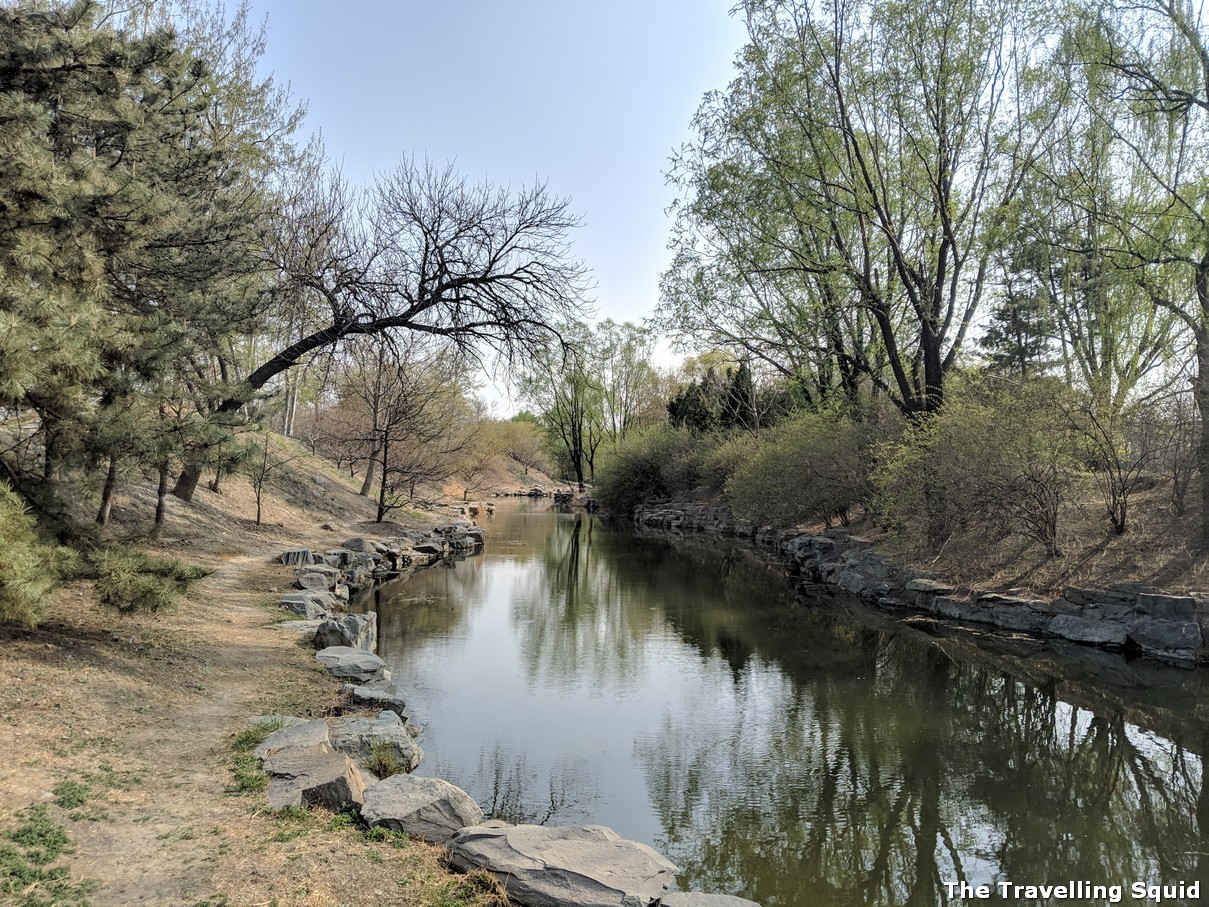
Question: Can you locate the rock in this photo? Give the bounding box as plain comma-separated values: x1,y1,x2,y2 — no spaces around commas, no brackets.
279,548,314,566
1049,615,1127,646
1135,593,1197,620
447,821,678,907
1129,617,1203,653
904,578,956,595
253,719,330,759
279,590,336,619
297,571,336,592
343,683,408,718
315,646,387,683
1062,586,1136,607
981,595,1052,633
328,712,423,775
262,744,366,811
361,775,484,842
661,895,762,907
316,613,377,652
932,596,992,624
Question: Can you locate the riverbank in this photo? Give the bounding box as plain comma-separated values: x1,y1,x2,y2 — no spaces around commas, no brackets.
0,443,511,906
634,503,1209,665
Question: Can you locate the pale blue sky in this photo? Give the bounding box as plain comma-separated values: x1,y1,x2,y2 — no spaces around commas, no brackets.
246,1,748,330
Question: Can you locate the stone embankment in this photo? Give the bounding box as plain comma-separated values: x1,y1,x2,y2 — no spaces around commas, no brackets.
261,518,760,907
635,503,1209,665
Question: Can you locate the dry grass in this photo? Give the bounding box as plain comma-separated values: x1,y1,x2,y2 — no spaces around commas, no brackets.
869,477,1209,597
0,437,511,907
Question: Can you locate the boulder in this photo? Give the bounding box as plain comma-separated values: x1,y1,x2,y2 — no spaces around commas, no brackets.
315,646,387,683
279,590,337,619
262,744,366,812
342,537,376,553
343,683,408,718
1049,615,1127,646
328,711,423,775
316,613,377,652
662,895,762,907
279,548,314,566
253,719,330,759
297,572,336,592
932,597,992,624
361,774,483,842
1129,617,1203,653
1135,593,1197,620
447,821,678,907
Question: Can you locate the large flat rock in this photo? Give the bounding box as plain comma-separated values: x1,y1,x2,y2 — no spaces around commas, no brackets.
361,774,483,842
662,895,762,907
447,821,678,907
253,719,330,759
315,646,386,683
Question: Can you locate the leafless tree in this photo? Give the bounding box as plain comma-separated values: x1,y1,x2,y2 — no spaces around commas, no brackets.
172,158,590,499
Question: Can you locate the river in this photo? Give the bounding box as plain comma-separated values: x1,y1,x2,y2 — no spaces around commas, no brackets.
364,501,1209,906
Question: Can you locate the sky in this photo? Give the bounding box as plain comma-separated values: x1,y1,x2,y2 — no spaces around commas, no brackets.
244,1,749,336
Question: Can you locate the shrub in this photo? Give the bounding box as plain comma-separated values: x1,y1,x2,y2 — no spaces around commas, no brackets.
594,425,708,515
0,481,71,627
87,548,211,613
874,375,1076,557
726,412,885,528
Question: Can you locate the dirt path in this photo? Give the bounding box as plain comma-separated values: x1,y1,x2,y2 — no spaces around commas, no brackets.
0,469,494,906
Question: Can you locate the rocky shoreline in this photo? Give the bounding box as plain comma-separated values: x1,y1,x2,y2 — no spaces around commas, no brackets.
635,503,1209,666
257,517,760,907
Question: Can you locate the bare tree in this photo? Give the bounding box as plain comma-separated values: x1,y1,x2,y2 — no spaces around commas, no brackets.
172,159,589,499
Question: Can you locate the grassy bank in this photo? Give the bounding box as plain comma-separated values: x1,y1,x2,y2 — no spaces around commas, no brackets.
0,438,519,906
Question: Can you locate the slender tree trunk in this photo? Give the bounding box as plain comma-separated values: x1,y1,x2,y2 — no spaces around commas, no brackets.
359,440,381,497
1194,329,1209,549
376,437,390,523
154,461,170,533
1195,256,1209,550
209,468,224,494
96,456,120,525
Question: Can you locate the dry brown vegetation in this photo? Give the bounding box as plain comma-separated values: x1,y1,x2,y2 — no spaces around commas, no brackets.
0,439,519,906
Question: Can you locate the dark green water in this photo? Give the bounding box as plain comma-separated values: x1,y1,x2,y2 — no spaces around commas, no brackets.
368,502,1209,907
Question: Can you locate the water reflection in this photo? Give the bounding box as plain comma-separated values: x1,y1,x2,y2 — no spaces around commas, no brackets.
373,504,1209,906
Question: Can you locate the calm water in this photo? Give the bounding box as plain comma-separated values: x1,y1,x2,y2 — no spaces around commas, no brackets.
366,502,1209,906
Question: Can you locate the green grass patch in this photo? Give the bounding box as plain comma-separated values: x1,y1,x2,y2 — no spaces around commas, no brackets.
0,805,98,906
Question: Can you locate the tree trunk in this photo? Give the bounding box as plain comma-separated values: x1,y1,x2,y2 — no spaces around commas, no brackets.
1194,328,1209,549
172,465,203,502
154,461,170,532
209,468,224,494
376,437,390,523
96,456,119,526
359,441,381,497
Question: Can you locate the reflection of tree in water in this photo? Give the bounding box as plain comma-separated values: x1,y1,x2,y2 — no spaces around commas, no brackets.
462,744,599,826
373,557,490,654
635,613,1206,906
510,514,667,689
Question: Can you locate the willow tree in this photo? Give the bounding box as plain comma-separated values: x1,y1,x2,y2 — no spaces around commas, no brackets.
1066,0,1209,545
662,0,1053,417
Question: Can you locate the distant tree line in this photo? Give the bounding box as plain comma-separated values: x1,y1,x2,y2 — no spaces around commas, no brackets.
591,0,1209,560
